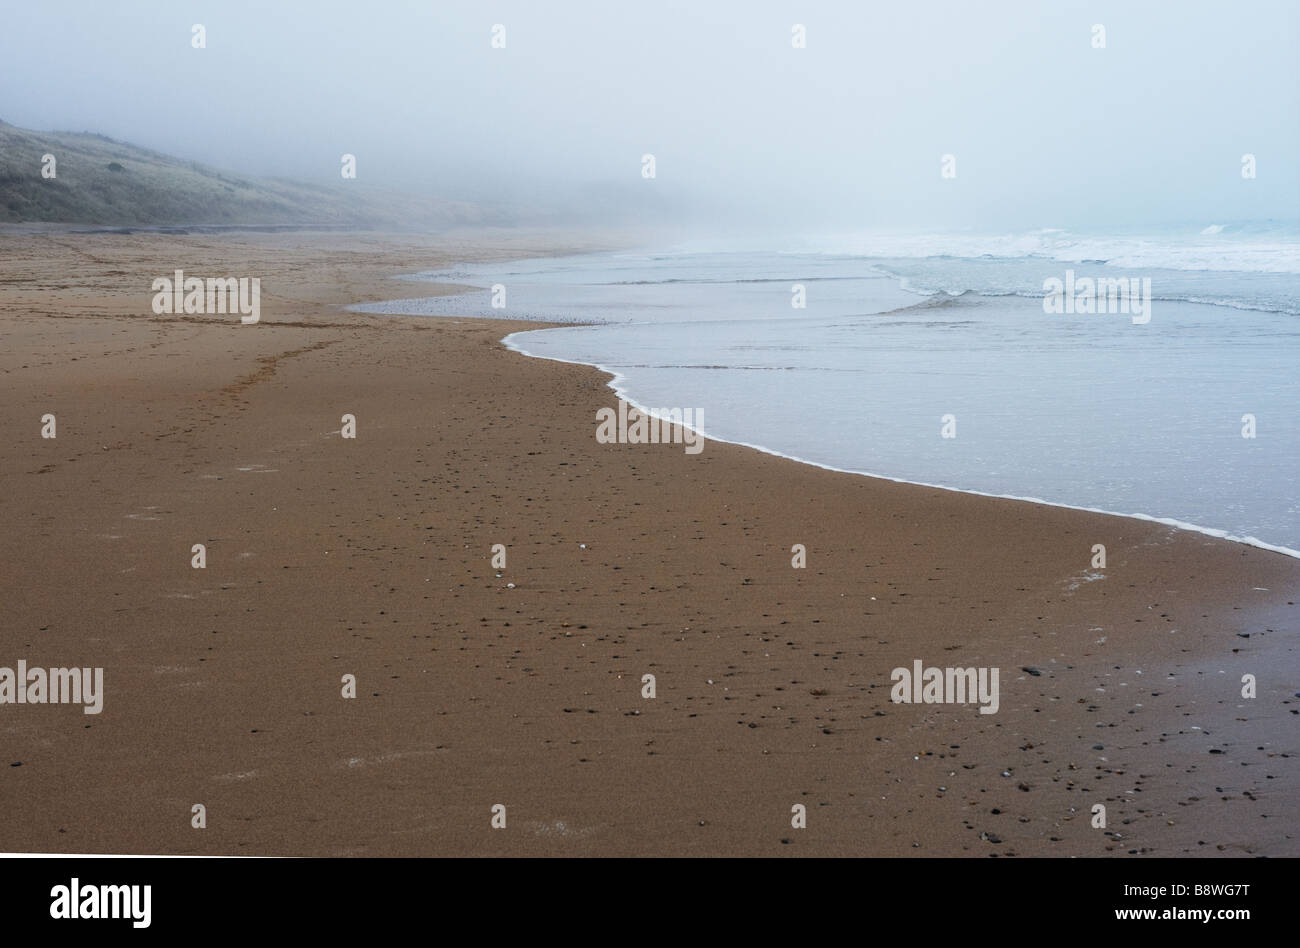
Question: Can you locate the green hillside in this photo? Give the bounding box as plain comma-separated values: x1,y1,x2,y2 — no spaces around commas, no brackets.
0,120,491,228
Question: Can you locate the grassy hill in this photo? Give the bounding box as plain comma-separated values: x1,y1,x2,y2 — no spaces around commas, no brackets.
0,120,493,229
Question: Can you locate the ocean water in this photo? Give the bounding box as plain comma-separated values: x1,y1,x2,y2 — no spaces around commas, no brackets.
352,227,1300,556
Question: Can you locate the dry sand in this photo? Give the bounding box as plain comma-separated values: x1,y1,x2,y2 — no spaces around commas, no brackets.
0,230,1296,857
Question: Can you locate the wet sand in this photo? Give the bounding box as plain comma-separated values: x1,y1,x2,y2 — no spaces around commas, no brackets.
0,230,1296,856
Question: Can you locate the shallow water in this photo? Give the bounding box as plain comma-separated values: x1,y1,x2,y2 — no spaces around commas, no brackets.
353,237,1300,555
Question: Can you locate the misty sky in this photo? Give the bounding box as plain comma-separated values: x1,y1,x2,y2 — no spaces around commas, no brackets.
3,0,1297,232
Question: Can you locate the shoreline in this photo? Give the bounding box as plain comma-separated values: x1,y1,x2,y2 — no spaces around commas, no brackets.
1,230,1296,857
501,328,1300,562
355,257,1300,561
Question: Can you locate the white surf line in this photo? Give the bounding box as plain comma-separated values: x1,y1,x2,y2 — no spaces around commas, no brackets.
501,326,1300,562
349,272,1300,563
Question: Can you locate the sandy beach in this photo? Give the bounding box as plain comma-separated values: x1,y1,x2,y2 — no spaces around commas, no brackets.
1,230,1296,857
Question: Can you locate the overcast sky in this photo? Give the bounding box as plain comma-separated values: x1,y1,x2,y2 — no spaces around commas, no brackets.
3,0,1296,231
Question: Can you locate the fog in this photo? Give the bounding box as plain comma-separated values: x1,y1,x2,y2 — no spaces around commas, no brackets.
3,0,1296,232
